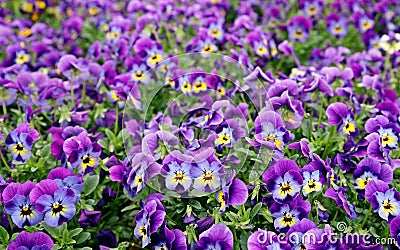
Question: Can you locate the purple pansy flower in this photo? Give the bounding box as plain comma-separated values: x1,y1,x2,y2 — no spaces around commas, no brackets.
263,158,303,203
161,151,194,193
300,0,324,18
47,167,83,200
49,126,86,160
269,90,305,129
365,115,400,150
64,131,102,174
245,30,271,58
270,196,311,233
326,13,348,38
127,153,160,197
302,167,324,196
365,180,400,221
354,158,393,199
352,12,375,33
326,102,358,136
30,180,77,227
287,15,312,43
150,222,187,250
197,224,233,250
191,149,226,193
134,37,164,67
8,231,54,250
141,131,179,162
134,194,166,247
216,171,248,213
250,109,292,151
109,154,160,198
78,209,102,227
5,123,39,162
3,181,42,228
98,230,118,248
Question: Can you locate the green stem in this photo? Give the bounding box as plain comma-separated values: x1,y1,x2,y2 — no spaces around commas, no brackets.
6,213,13,234
331,208,339,223
1,99,6,115
114,106,119,135
0,150,10,171
315,203,319,222
41,111,53,123
360,205,372,229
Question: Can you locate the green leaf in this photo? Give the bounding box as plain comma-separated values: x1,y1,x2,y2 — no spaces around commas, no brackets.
190,200,202,210
0,226,9,244
121,204,138,212
43,223,61,238
260,207,274,224
69,228,83,238
60,222,67,232
75,232,91,244
226,212,237,223
97,138,109,149
104,129,116,141
10,233,19,242
40,144,51,159
52,244,62,250
83,175,100,196
250,203,262,219
62,228,69,242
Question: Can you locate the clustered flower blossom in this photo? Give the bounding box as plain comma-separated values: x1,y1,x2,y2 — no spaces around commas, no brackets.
0,167,82,229
0,0,399,249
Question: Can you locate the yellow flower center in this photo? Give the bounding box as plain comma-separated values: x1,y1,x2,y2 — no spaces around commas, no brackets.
294,29,303,39
382,134,396,148
89,7,98,15
362,21,372,30
139,226,147,237
134,176,143,186
16,54,29,64
193,82,207,93
343,121,355,135
217,134,231,145
356,177,372,189
35,0,47,9
51,203,66,216
19,28,31,37
21,3,34,13
309,6,317,15
149,54,163,65
334,25,343,33
257,46,267,55
82,156,95,170
217,87,226,98
182,82,191,92
280,214,295,227
279,183,293,197
383,201,396,214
